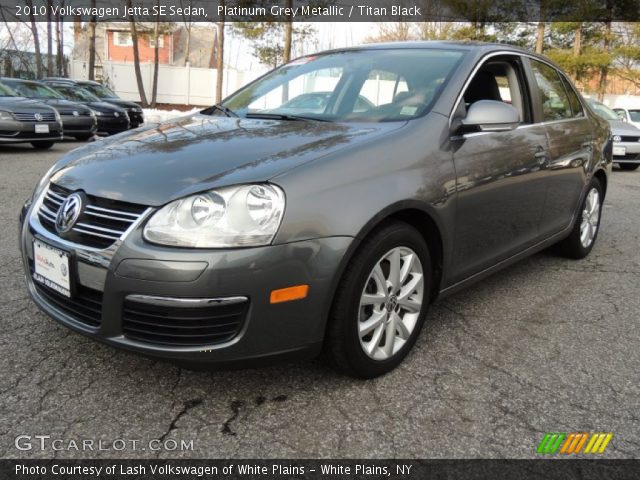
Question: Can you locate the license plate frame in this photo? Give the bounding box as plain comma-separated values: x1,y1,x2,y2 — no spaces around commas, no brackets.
613,146,626,156
32,238,74,298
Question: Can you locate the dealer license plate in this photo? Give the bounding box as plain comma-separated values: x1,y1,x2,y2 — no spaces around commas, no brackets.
613,146,626,156
35,124,49,133
33,239,72,297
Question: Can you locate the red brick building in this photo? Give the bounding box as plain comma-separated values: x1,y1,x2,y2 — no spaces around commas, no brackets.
106,29,173,64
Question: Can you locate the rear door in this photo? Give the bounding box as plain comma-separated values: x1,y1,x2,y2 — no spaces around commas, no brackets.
450,54,549,284
526,59,591,236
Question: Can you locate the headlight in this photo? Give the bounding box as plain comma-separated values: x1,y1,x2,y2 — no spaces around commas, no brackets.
0,110,13,120
613,135,621,142
31,164,58,201
92,110,103,116
143,184,285,248
54,111,61,121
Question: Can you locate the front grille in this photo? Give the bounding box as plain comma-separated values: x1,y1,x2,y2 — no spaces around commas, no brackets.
29,261,103,328
620,136,640,143
123,298,248,347
37,183,148,250
13,112,57,122
615,153,640,160
59,110,92,116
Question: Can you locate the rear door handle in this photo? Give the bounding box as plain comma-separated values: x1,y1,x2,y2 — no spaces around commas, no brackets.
534,147,547,165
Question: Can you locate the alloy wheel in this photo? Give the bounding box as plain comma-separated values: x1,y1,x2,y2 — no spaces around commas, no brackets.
358,247,424,360
580,187,601,248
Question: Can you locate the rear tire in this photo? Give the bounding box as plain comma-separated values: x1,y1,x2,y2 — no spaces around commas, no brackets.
557,177,603,259
618,164,639,171
30,141,54,150
326,221,431,378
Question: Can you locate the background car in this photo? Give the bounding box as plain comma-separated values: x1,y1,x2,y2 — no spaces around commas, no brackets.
613,106,640,129
0,81,62,149
1,78,96,141
42,81,130,136
589,99,640,171
79,80,144,128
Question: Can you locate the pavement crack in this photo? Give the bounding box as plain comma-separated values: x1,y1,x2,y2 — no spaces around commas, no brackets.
221,400,245,436
158,398,203,443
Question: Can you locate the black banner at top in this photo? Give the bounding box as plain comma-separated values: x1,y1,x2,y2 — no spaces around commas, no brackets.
1,0,640,22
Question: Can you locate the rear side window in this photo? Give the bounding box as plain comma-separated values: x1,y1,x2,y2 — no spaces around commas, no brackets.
560,76,584,118
530,60,572,122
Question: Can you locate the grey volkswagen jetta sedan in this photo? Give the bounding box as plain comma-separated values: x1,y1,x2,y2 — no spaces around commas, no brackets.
20,42,612,378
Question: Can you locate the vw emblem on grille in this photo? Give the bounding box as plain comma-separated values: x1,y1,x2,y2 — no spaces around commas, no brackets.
34,113,43,121
114,112,119,117
73,111,79,116
55,193,83,234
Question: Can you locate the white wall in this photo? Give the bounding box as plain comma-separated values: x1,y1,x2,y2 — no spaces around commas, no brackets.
70,60,264,105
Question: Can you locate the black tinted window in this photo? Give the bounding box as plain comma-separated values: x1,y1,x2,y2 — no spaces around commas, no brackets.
530,60,572,122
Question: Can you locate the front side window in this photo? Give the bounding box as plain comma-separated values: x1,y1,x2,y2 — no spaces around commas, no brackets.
530,60,572,122
222,48,466,122
560,76,584,118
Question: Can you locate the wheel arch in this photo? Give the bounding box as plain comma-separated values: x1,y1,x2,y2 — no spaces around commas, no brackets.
593,168,608,198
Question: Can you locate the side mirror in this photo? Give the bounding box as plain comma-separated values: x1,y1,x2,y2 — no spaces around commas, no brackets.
460,100,520,133
616,112,626,121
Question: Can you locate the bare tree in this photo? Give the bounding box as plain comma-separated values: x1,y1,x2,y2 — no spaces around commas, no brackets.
535,22,545,53
128,1,149,106
151,15,160,107
179,0,193,66
25,0,43,78
283,0,293,63
215,2,225,103
46,0,53,75
88,0,96,80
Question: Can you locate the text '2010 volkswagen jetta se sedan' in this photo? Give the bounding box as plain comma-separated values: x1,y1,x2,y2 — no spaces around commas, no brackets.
20,42,612,378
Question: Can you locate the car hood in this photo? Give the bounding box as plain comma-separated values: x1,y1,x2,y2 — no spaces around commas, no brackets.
608,119,640,136
101,98,140,110
0,96,57,113
39,99,92,113
86,101,127,113
50,114,405,206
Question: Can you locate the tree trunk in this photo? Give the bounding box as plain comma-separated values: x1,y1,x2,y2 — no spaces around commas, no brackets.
26,0,42,78
283,0,293,63
151,21,159,107
55,12,63,76
88,0,96,80
185,25,191,66
46,0,53,76
535,22,545,54
128,3,149,107
215,9,224,103
598,21,612,102
573,23,582,56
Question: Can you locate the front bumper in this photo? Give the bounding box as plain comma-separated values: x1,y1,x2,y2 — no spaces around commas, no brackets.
60,115,96,135
0,119,62,143
127,111,143,128
613,141,640,163
19,197,351,367
96,116,129,135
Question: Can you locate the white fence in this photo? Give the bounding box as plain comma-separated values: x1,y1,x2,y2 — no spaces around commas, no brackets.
70,60,260,106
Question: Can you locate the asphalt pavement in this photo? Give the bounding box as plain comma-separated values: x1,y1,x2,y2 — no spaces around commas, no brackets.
1,141,638,459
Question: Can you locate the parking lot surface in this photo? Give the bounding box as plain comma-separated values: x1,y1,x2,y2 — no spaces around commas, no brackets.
1,141,639,459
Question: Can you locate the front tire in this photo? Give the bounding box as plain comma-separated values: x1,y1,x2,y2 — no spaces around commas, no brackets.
557,178,603,259
30,141,54,150
326,221,431,378
618,163,639,171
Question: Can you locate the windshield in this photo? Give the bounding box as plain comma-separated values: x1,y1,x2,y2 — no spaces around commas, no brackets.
222,48,466,122
4,81,63,99
589,100,619,121
0,82,17,97
630,110,640,122
83,84,118,99
53,85,100,102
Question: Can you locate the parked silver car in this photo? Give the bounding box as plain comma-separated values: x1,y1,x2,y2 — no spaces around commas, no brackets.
0,81,62,149
2,78,97,141
589,100,640,171
613,106,640,129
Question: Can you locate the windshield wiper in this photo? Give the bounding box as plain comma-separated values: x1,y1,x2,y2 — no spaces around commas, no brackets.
201,104,238,117
245,112,331,122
